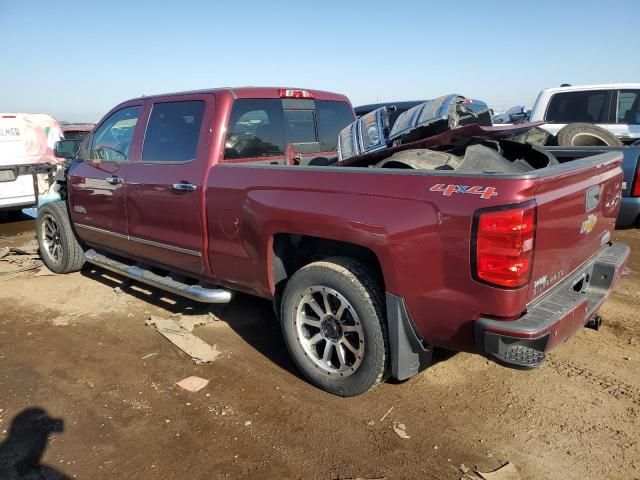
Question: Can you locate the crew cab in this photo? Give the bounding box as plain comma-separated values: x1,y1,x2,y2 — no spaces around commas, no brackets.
39,89,629,396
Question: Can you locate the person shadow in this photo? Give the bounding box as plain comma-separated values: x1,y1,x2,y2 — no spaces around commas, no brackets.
0,407,70,479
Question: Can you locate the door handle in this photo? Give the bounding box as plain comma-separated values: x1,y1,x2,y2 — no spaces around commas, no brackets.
172,183,197,192
105,176,123,185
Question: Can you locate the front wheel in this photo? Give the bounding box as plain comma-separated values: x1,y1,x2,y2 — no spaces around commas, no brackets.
280,257,388,396
36,202,85,273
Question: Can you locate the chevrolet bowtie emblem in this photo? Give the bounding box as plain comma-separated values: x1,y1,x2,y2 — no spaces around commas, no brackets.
580,214,598,234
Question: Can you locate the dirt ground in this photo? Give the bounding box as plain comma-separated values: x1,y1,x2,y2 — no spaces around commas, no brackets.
0,212,639,480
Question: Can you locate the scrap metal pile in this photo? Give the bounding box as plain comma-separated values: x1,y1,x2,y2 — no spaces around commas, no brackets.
336,94,558,172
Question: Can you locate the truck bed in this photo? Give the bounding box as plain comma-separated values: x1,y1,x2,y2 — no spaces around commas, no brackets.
204,150,624,353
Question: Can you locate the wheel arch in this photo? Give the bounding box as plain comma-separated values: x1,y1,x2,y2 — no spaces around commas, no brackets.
269,233,385,312
271,235,432,384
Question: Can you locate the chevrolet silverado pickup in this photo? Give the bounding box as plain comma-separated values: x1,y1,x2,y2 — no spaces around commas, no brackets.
38,89,629,396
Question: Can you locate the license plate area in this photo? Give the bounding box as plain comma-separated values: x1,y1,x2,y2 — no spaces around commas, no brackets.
571,264,594,294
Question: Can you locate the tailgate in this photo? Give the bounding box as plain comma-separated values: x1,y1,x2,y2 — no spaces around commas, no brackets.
528,152,623,302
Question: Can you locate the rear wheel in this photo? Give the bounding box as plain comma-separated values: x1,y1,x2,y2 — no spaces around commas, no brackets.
281,257,388,396
36,202,85,273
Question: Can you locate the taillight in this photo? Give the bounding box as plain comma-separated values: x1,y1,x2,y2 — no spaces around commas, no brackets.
632,163,640,196
472,202,536,288
279,89,314,99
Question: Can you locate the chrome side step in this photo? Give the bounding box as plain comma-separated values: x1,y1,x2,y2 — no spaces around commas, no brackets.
84,249,232,304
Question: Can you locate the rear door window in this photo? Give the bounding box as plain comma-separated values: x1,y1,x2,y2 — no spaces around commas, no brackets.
545,90,609,123
90,106,141,162
617,90,640,125
142,101,205,162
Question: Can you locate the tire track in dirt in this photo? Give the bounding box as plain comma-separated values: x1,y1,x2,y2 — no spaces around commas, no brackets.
547,357,640,406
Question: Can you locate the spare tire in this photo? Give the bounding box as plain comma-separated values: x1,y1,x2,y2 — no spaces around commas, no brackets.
556,123,623,147
376,149,461,170
510,126,552,146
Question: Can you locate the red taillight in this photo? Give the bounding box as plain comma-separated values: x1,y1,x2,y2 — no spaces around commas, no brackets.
632,164,640,197
279,89,314,99
473,203,536,288
1,115,16,118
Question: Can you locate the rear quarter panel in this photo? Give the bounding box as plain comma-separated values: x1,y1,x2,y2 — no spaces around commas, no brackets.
204,164,541,351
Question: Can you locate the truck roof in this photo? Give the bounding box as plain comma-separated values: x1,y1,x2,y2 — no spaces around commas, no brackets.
540,83,640,94
128,87,350,103
61,123,94,132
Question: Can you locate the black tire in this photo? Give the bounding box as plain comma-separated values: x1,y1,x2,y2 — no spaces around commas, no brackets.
511,126,552,146
36,201,85,273
280,257,388,396
377,149,461,170
556,123,623,147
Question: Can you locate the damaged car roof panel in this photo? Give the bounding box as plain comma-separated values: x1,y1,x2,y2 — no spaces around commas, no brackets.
338,94,494,162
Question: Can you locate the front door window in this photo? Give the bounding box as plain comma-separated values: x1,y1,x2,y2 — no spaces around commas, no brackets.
90,106,141,162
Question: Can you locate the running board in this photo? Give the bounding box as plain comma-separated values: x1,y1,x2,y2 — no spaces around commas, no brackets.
84,249,232,304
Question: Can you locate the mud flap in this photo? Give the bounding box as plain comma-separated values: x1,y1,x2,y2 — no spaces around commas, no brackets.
386,293,433,380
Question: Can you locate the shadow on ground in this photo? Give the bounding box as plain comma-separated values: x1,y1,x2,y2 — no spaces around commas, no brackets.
81,267,460,385
0,211,35,236
0,407,70,479
81,267,306,381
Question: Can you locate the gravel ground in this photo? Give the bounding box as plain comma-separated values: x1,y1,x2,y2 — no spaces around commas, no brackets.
0,212,638,480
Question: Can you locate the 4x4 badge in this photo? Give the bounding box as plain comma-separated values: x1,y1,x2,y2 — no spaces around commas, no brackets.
429,184,497,199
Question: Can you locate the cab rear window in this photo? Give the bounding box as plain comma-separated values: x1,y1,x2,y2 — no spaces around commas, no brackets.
316,100,356,151
224,99,354,160
225,99,286,159
284,109,316,144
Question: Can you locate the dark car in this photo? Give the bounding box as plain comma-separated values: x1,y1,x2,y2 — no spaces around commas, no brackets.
61,123,95,143
355,99,491,129
355,101,427,129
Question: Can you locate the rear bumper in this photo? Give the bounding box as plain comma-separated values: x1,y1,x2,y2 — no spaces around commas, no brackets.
0,163,56,210
475,242,629,369
0,174,36,210
616,196,640,228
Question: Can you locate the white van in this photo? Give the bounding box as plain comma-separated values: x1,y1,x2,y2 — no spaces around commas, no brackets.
0,113,64,212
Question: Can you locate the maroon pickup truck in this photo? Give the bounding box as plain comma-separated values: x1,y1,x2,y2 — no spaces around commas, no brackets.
38,87,629,396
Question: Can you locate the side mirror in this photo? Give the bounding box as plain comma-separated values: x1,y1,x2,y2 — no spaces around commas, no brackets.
54,140,79,158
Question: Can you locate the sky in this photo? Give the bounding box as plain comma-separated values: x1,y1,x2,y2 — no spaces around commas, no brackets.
1,0,639,122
